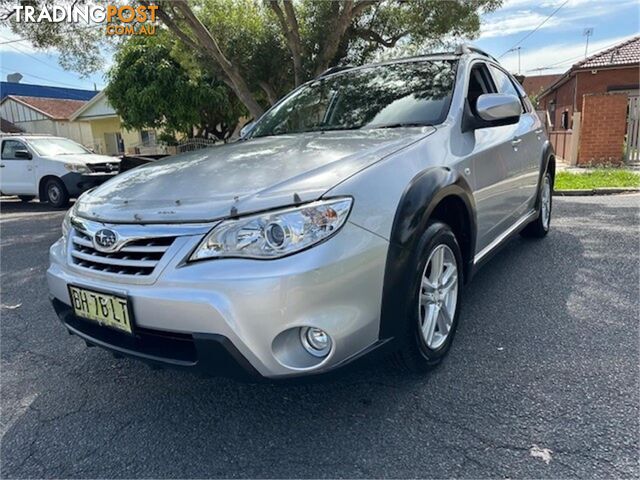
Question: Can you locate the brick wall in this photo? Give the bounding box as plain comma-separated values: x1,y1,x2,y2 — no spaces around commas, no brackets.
539,66,638,129
578,93,628,165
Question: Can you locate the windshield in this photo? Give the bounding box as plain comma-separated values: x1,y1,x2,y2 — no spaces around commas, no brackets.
250,60,456,138
28,138,91,156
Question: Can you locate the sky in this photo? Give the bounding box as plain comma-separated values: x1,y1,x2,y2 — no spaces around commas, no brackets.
0,0,638,92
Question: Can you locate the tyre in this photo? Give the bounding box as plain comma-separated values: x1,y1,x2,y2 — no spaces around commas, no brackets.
44,178,69,208
393,221,463,373
18,195,35,203
521,171,552,238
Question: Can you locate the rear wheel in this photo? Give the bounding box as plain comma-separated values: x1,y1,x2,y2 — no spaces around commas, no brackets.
393,221,463,373
521,171,552,238
18,195,35,203
44,178,69,208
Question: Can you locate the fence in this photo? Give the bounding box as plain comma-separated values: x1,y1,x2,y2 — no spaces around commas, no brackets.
626,95,640,163
177,138,219,153
548,130,574,162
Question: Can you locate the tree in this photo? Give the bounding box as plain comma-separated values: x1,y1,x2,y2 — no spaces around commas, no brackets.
5,0,502,118
105,35,245,141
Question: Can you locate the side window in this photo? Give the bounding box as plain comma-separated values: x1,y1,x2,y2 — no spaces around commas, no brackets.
1,140,28,160
489,65,525,113
467,63,496,115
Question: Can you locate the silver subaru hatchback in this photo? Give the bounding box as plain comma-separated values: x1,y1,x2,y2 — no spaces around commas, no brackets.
48,46,554,379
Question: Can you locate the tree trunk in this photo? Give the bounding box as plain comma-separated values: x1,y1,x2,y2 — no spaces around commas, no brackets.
167,2,265,119
269,1,304,86
313,1,355,76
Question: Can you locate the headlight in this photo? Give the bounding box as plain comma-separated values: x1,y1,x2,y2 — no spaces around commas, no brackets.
64,163,90,173
190,198,353,261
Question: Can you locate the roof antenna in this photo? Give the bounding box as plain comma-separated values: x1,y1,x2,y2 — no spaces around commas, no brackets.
293,193,302,204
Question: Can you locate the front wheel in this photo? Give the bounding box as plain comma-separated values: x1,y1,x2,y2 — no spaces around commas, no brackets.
44,178,69,208
521,171,552,238
393,221,463,373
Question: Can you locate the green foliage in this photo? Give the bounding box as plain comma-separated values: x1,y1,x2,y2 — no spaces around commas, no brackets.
105,35,245,140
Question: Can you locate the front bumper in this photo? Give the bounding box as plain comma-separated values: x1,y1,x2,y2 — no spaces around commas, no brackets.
61,172,118,197
47,222,389,378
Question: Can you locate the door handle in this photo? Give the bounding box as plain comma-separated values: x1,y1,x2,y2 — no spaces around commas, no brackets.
0,164,4,168
535,129,544,134
511,138,522,146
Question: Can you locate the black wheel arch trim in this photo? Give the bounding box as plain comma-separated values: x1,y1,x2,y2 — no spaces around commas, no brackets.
379,166,477,341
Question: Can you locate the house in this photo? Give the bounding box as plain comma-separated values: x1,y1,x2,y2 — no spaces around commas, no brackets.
520,74,561,103
0,81,98,102
0,95,93,145
538,35,640,165
1,118,23,133
538,35,639,130
69,91,160,155
0,81,98,144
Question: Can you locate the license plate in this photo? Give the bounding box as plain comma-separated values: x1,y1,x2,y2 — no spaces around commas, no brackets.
68,286,133,335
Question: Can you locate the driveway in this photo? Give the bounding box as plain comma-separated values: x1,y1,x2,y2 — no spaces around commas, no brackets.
1,195,638,478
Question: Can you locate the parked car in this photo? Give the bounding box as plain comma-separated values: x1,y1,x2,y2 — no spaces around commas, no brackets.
47,45,554,379
0,134,120,207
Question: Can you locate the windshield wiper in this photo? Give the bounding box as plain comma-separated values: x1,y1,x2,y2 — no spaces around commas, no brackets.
367,122,431,130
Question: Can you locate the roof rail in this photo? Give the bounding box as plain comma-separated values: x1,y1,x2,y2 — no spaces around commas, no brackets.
317,65,354,78
0,132,55,136
455,44,498,62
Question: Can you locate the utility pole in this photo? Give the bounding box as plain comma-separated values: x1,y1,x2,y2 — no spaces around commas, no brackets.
583,28,594,59
507,47,522,75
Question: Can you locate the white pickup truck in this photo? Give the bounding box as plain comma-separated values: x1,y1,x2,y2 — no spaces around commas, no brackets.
0,134,121,207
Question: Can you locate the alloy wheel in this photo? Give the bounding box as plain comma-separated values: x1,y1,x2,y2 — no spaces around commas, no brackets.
541,175,551,230
418,244,459,350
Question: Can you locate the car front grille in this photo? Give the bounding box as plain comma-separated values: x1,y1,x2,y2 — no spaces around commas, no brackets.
70,230,176,276
87,162,119,174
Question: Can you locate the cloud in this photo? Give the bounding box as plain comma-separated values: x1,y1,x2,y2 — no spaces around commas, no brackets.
481,0,639,39
498,34,638,75
481,11,561,38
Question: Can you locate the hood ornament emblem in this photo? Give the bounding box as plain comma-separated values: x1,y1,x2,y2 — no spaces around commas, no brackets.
94,229,118,251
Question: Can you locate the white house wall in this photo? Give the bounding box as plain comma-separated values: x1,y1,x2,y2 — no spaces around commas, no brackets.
1,98,93,146
1,98,48,122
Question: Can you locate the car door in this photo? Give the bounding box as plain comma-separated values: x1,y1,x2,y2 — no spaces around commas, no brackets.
0,139,36,195
464,62,523,254
488,64,540,214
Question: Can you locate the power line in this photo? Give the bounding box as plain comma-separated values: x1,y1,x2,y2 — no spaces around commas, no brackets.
526,37,630,73
498,0,570,59
0,38,97,90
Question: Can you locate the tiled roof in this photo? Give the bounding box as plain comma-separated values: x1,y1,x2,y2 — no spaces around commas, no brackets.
5,95,87,120
0,81,98,101
573,35,640,69
522,74,562,97
0,118,24,133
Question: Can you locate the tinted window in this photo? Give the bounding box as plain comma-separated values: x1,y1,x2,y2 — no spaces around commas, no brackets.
1,140,28,160
251,60,457,138
489,66,524,112
467,63,496,114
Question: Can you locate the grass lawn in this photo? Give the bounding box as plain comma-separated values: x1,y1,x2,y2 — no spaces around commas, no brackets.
555,170,640,190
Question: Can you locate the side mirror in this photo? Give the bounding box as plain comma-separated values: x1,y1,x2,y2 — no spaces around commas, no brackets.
476,94,522,122
14,149,32,160
462,94,521,133
239,121,256,139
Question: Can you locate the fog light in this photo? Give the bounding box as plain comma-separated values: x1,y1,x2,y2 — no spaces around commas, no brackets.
300,327,332,357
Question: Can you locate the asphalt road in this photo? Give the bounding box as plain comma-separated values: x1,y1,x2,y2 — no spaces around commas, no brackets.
1,194,638,479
